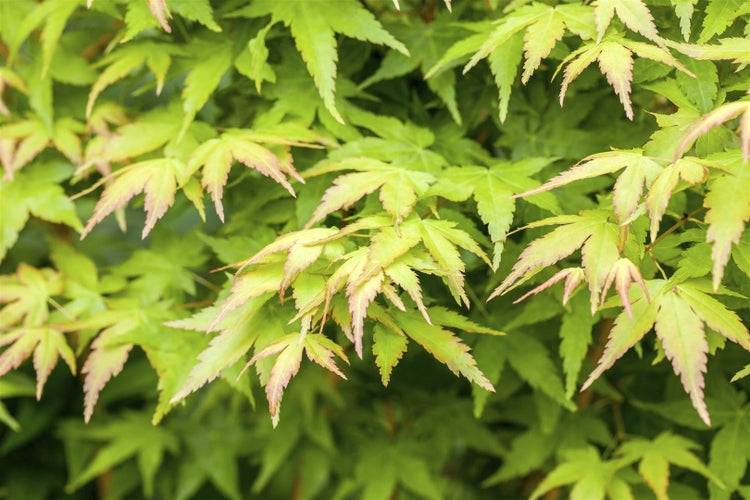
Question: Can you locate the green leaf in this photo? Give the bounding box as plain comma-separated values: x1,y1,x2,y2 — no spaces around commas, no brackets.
63,412,178,495
699,0,749,42
529,446,628,500
372,324,408,386
0,165,82,260
559,293,595,398
393,309,494,392
179,41,233,139
617,432,722,500
234,0,408,123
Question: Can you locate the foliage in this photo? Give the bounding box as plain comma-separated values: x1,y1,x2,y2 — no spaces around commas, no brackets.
1,0,749,498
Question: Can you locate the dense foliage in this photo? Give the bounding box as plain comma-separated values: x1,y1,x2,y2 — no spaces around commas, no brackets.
1,0,749,498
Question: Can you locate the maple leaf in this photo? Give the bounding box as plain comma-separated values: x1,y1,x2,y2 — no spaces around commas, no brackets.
697,0,750,43
674,101,750,163
600,258,650,318
168,295,278,404
232,0,409,123
0,264,64,329
489,210,622,315
0,117,84,178
516,149,664,224
529,446,632,500
702,157,750,290
148,0,172,33
428,158,560,269
434,3,594,121
81,158,191,239
594,0,659,42
62,412,178,496
178,40,234,139
187,128,317,222
81,105,182,178
0,163,83,261
616,432,722,500
86,42,184,118
372,324,408,386
392,309,495,392
304,158,435,227
582,279,750,425
645,157,710,242
241,331,348,427
0,327,76,400
555,36,693,120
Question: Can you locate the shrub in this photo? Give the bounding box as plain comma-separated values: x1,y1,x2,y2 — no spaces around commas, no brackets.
0,0,749,498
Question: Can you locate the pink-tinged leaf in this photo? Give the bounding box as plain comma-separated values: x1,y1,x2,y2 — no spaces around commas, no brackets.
522,10,566,84
559,44,601,106
515,150,646,198
208,263,283,331
81,158,185,239
265,339,304,427
379,170,435,224
582,281,662,391
82,337,133,423
646,158,709,241
281,242,325,293
611,156,663,224
148,0,172,33
513,267,585,305
654,290,710,426
358,225,422,285
418,220,470,306
740,110,750,163
597,43,634,120
347,272,384,358
32,328,76,400
0,264,63,328
489,215,599,300
601,258,649,318
227,227,338,275
594,0,616,42
381,282,405,311
624,41,694,77
581,221,620,314
189,131,309,222
646,165,682,242
372,324,408,386
304,334,349,379
674,102,750,162
394,310,494,392
306,170,391,228
614,0,659,41
703,165,750,290
173,302,272,403
678,283,750,351
385,260,431,324
0,331,37,376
